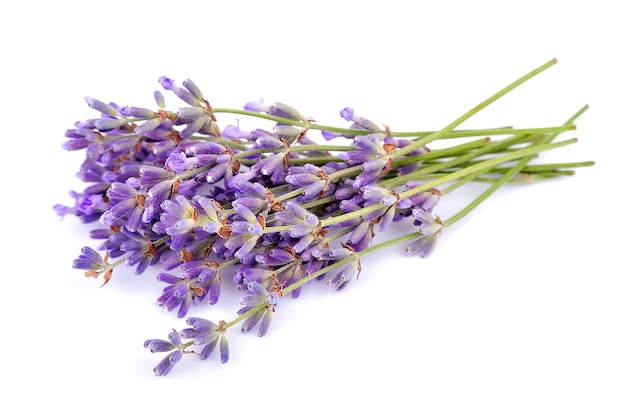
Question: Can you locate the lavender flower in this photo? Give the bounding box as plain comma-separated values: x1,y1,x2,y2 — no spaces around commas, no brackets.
218,205,263,260
155,273,196,318
181,260,221,305
72,246,107,272
339,107,383,133
412,208,443,236
255,247,304,298
312,245,361,291
244,99,307,122
405,231,441,258
159,76,203,107
239,282,280,337
180,317,229,362
100,181,147,232
338,134,396,188
57,65,591,376
285,163,331,202
144,330,184,376
273,201,323,253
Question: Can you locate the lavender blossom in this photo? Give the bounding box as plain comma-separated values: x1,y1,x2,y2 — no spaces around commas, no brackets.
56,66,590,377
180,317,229,363
72,246,107,272
155,273,196,318
223,204,265,260
405,231,441,258
159,76,203,107
244,99,307,122
285,163,331,202
181,260,221,305
144,330,184,376
239,282,279,337
273,201,322,253
255,247,304,298
312,246,361,291
339,107,383,134
100,181,147,232
338,134,395,188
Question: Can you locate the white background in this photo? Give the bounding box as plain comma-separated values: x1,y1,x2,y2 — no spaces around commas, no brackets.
2,1,624,404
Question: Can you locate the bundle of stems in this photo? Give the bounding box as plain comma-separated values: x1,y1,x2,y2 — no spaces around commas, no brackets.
56,58,593,375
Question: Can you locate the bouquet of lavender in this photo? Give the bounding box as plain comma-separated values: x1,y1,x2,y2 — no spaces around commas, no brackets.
56,58,592,376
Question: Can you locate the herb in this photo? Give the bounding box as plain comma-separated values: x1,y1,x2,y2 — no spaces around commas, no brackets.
56,58,593,375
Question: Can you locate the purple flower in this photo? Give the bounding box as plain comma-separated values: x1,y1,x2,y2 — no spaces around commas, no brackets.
182,79,204,100
155,273,195,318
144,179,181,218
244,99,306,121
120,230,162,275
239,282,279,337
405,231,441,258
233,265,273,290
251,150,289,184
94,117,127,131
144,330,184,376
157,195,197,236
285,164,331,202
100,181,147,232
359,184,399,231
255,248,304,298
85,96,119,116
178,106,207,120
118,105,158,119
412,208,443,236
338,134,396,188
164,151,189,173
405,182,441,212
241,281,280,307
54,187,107,223
231,181,274,215
339,134,385,165
72,246,107,272
346,221,375,251
273,201,322,253
180,317,229,363
312,246,361,290
273,124,302,144
158,76,175,91
223,204,265,260
339,107,383,133
255,248,297,267
136,117,168,137
360,184,398,207
181,260,221,305
53,203,75,219
192,195,227,235
222,124,253,141
340,107,354,121
159,76,202,107
403,208,444,258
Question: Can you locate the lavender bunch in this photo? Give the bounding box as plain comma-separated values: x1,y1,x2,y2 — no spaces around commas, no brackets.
56,58,593,375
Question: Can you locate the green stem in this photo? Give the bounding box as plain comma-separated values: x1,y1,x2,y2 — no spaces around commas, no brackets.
389,58,559,159
511,161,595,172
391,137,491,168
391,125,575,139
444,105,590,227
380,132,535,189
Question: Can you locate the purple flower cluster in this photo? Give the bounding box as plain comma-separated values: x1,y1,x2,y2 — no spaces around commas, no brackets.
54,57,595,377
57,76,450,375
